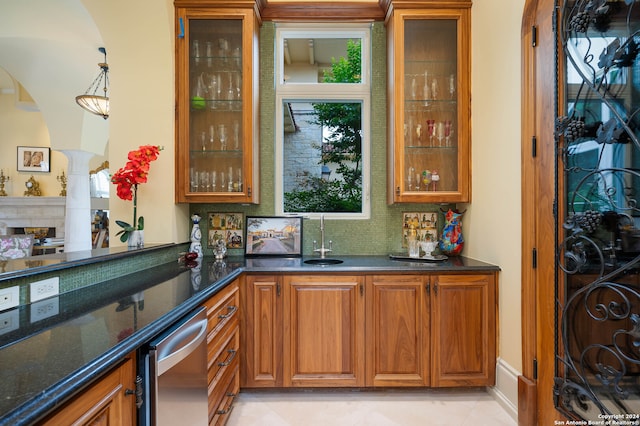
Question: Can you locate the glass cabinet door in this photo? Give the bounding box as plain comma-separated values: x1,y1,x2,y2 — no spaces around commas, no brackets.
175,8,259,203
388,7,470,204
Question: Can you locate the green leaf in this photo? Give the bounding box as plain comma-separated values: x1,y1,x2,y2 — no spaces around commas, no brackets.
115,220,131,229
137,216,144,230
119,231,130,243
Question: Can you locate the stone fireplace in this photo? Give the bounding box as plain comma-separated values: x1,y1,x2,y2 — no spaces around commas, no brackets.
0,197,65,238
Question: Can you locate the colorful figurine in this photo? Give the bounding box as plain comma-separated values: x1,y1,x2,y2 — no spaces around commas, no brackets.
439,208,464,256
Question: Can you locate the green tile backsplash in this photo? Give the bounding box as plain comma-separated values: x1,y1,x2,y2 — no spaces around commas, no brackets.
191,22,451,256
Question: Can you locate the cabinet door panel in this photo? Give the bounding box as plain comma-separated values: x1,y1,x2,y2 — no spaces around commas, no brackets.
39,356,135,426
431,274,496,387
175,6,259,203
241,275,282,387
387,6,471,203
284,275,365,387
366,275,429,387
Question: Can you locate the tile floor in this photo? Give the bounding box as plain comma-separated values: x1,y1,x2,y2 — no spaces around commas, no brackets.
227,389,517,426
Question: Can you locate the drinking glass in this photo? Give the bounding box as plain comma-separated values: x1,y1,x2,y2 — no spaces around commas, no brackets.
209,125,215,150
192,39,200,65
190,168,198,192
449,74,456,99
444,120,452,146
218,124,227,150
236,168,243,192
205,41,214,68
227,166,234,192
211,170,217,192
233,120,240,149
220,170,226,191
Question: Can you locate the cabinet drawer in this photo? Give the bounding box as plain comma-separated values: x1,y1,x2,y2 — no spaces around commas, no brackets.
208,353,239,425
211,369,239,426
203,284,240,337
208,326,239,386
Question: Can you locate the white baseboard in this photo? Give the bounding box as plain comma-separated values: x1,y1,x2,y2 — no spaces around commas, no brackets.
488,357,519,422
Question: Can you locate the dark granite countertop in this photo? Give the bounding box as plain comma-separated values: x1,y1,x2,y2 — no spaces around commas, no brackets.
0,254,498,425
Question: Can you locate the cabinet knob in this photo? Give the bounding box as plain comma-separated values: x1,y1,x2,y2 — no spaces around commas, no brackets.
396,186,400,195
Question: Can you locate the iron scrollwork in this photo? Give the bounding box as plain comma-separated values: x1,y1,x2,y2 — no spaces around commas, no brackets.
556,0,640,421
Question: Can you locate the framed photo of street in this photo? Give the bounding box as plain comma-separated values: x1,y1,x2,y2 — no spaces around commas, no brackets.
17,146,50,173
245,216,303,257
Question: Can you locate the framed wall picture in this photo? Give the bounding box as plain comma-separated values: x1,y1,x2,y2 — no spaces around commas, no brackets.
245,216,303,257
208,212,244,249
17,146,50,173
402,212,438,247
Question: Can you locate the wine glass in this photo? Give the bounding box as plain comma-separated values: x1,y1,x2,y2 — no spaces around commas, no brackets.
211,170,217,192
444,120,453,146
218,124,227,150
426,120,435,145
449,74,456,99
209,125,215,150
436,122,445,146
227,166,234,192
192,39,200,66
431,78,438,100
201,131,206,151
233,120,240,149
208,73,219,110
190,168,198,192
205,41,214,68
227,73,235,110
237,168,243,192
200,171,210,191
422,71,431,106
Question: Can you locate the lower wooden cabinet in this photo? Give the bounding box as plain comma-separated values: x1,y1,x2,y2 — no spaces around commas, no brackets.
431,274,496,387
38,354,137,426
201,278,240,425
242,272,497,389
242,275,365,387
283,275,365,387
366,275,430,387
241,275,283,388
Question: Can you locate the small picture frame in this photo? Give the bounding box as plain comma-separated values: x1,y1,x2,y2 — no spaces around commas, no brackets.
402,212,438,247
17,146,50,173
245,216,303,257
208,212,244,249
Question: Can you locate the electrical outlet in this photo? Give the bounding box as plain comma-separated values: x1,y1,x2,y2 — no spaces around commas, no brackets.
0,286,19,312
30,277,59,303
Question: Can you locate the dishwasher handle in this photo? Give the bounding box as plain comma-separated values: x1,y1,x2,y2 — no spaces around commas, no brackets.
156,315,208,376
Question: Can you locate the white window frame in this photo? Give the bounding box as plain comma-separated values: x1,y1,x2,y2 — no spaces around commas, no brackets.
274,23,372,219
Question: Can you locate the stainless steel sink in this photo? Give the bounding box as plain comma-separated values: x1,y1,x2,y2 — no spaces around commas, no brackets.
303,258,344,265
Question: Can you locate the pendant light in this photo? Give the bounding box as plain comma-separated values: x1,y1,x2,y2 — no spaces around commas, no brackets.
76,47,109,119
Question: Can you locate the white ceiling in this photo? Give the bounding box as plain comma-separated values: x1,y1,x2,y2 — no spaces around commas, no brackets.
0,0,107,151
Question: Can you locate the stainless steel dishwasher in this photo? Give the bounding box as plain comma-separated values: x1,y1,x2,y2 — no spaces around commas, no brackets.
143,307,209,426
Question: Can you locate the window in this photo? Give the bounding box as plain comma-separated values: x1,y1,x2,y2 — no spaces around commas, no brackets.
275,23,371,219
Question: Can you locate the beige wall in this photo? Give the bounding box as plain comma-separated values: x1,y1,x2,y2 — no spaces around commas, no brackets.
83,0,190,245
467,0,525,372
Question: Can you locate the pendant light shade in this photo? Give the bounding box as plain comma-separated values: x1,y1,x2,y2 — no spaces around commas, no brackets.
76,47,109,119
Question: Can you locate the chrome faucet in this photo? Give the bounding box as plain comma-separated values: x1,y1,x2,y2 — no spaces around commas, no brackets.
313,214,333,258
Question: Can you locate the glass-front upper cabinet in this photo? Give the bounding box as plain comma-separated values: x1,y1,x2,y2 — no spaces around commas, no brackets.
385,2,471,203
174,3,260,203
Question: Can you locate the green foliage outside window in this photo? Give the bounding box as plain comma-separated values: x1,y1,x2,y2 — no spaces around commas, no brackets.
284,40,363,213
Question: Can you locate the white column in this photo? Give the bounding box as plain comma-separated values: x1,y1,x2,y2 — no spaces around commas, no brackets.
61,150,95,252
